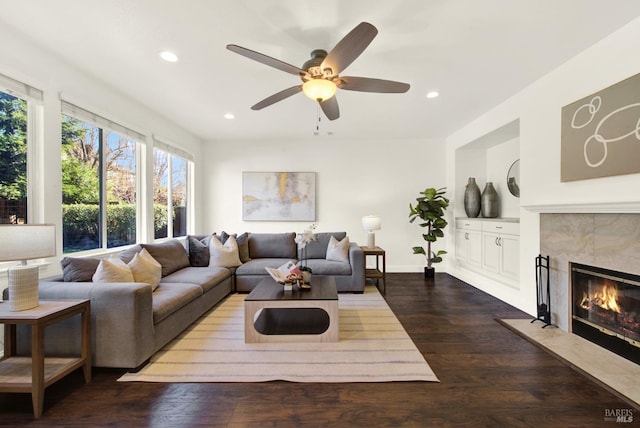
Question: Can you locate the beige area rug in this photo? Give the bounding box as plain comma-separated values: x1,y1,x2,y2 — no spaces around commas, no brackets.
119,285,438,383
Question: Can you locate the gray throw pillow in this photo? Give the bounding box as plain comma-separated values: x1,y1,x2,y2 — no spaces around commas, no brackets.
118,244,142,264
60,257,101,282
141,240,190,277
187,235,211,267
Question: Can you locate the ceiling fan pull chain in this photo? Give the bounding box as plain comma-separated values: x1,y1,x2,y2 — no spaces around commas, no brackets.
315,104,321,135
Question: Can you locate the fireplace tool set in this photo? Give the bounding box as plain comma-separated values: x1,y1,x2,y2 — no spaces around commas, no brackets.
532,254,552,328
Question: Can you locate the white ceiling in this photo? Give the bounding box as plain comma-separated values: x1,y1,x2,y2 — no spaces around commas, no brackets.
2,0,640,142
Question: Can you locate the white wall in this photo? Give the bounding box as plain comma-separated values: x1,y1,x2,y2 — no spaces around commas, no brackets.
0,24,204,283
446,16,640,315
202,137,446,272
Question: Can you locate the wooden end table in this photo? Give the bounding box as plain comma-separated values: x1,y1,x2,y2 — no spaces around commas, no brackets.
0,300,91,418
361,246,386,295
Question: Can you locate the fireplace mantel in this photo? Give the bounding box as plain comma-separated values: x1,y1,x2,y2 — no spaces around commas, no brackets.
524,201,640,214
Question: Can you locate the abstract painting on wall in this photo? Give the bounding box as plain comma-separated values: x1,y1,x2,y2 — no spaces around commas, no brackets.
242,172,316,221
561,72,640,182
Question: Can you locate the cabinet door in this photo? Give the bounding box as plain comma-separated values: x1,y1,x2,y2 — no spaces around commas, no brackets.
455,229,468,262
467,230,482,267
500,234,520,281
482,232,500,274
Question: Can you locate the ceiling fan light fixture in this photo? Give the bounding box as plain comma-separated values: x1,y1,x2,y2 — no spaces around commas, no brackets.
302,79,337,102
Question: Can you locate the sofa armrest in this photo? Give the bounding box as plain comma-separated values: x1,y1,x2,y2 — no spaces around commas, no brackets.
348,243,365,289
36,279,155,368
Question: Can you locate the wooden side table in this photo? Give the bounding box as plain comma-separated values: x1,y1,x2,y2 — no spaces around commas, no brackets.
0,300,91,418
361,246,386,295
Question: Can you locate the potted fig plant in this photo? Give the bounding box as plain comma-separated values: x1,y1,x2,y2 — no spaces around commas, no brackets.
409,187,449,279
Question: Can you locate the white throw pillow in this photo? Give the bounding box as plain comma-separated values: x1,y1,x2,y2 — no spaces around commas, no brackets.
129,248,162,290
326,235,350,263
209,235,242,267
92,258,134,283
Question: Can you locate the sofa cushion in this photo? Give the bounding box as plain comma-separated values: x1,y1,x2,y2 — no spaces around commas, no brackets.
187,235,211,267
118,244,142,264
151,282,203,324
141,240,190,277
129,248,162,290
60,257,100,282
236,258,294,275
161,266,231,293
248,232,296,259
302,232,346,259
209,235,242,267
92,258,135,282
326,235,350,263
304,259,353,275
221,231,251,263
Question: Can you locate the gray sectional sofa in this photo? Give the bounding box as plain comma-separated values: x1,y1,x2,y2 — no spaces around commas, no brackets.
13,232,364,369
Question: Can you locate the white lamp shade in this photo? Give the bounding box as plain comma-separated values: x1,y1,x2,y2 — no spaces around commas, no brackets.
0,224,56,262
362,215,382,232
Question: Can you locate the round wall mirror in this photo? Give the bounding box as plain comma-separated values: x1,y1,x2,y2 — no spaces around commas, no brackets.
507,159,520,198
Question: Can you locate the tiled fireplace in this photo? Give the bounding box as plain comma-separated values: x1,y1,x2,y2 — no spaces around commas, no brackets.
570,262,640,364
540,213,640,363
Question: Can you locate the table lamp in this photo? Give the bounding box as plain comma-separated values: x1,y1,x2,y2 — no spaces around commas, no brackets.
0,224,56,311
362,215,381,248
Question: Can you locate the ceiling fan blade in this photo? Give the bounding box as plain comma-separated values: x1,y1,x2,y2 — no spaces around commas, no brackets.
338,76,410,93
251,85,302,110
320,96,339,121
321,22,378,75
227,44,307,77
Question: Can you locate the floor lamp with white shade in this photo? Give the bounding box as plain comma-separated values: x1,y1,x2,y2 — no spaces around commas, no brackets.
0,224,56,311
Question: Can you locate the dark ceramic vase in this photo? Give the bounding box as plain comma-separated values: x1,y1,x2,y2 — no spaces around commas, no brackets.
464,177,481,218
481,182,499,218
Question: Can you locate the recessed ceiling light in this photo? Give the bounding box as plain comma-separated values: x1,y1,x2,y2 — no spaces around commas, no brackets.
426,91,439,99
159,51,178,63
224,113,235,120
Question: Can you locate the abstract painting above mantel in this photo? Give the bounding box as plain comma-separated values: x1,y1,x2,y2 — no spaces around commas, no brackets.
561,72,640,182
242,171,316,221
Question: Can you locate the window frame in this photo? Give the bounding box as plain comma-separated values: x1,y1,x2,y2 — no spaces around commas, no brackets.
0,73,44,225
0,73,44,267
61,101,145,254
152,138,193,240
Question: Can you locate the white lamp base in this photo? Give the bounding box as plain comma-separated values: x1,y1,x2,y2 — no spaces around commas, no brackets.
367,232,376,248
8,265,40,311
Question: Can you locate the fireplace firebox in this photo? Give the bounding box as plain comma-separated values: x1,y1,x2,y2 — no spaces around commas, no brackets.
570,262,640,365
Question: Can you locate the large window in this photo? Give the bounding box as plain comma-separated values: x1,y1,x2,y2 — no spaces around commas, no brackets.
0,73,42,225
61,105,140,253
153,147,189,239
0,90,27,224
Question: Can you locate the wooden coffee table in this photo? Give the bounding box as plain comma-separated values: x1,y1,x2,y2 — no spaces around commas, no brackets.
244,276,339,343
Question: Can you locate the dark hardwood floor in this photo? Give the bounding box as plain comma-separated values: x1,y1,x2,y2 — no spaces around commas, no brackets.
1,273,637,427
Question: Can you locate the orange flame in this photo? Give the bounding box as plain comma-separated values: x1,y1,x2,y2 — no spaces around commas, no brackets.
579,279,621,313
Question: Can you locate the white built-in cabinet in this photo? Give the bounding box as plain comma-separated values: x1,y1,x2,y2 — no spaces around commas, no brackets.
455,219,482,268
456,218,520,288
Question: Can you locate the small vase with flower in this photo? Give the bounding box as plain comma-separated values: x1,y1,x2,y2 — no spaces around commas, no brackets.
295,224,317,286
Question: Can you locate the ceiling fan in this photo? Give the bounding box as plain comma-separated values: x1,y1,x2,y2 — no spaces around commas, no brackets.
227,22,410,121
